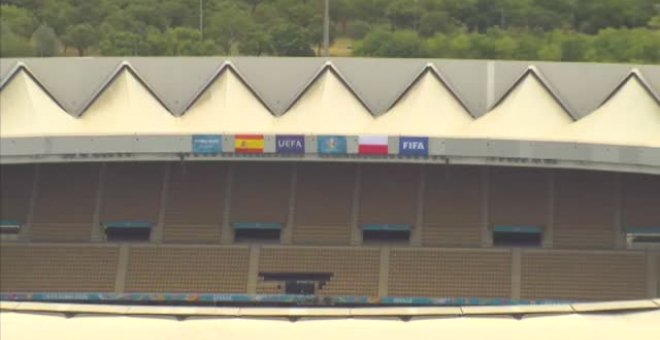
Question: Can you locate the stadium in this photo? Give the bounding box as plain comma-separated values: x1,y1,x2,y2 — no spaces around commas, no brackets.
0,57,659,338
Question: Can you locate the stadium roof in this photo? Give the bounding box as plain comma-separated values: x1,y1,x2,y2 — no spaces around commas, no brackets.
2,300,660,340
0,57,658,173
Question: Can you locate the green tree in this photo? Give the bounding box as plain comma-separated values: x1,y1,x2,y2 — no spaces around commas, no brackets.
240,29,272,56
98,30,143,56
162,27,218,56
355,29,426,57
385,0,422,30
206,3,254,54
0,4,38,37
270,23,314,56
418,11,461,37
62,23,97,56
38,0,74,36
0,21,33,57
31,24,58,56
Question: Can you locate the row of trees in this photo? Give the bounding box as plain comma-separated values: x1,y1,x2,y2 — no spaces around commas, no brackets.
1,0,659,62
355,27,660,62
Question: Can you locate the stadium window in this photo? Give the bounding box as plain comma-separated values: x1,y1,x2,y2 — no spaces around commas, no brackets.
493,226,542,247
233,222,282,243
103,221,152,242
625,227,660,249
362,224,410,244
0,221,21,241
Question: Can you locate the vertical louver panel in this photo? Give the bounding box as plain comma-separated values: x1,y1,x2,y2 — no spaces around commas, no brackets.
230,163,291,224
423,166,483,247
554,170,616,249
101,163,164,222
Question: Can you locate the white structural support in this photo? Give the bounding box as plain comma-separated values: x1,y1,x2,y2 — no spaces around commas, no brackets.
350,165,363,246
481,167,492,247
511,248,522,300
114,244,130,293
411,166,425,246
647,252,659,298
543,170,555,248
378,247,391,298
281,165,297,245
90,163,107,242
614,173,625,249
21,164,40,242
152,163,171,243
221,165,234,244
247,245,261,294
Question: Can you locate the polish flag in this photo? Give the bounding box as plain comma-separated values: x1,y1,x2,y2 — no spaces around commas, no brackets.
358,136,388,155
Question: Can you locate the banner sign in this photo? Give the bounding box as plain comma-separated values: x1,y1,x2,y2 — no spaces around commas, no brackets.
235,134,264,153
318,136,347,154
358,135,389,155
276,135,305,154
192,135,222,154
399,136,429,157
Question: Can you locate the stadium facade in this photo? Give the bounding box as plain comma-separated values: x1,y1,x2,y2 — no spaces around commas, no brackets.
0,57,659,306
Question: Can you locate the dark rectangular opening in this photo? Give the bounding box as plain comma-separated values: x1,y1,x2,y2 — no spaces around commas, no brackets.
235,228,281,242
260,272,333,295
233,222,282,243
0,221,21,234
493,226,542,247
362,224,410,244
103,221,152,242
625,227,660,248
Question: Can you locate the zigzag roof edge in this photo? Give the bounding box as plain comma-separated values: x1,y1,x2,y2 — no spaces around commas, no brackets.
179,61,275,117
490,65,577,121
599,68,660,108
281,61,373,116
0,62,68,115
386,63,475,118
0,61,24,90
76,61,173,118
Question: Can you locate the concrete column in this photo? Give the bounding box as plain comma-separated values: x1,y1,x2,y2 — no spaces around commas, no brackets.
220,165,234,244
411,166,425,246
613,173,626,249
281,165,297,245
90,163,107,242
350,164,363,246
21,164,40,241
481,167,492,247
246,245,261,294
114,244,130,293
511,248,522,300
151,162,171,243
647,252,659,298
543,170,555,248
378,247,391,298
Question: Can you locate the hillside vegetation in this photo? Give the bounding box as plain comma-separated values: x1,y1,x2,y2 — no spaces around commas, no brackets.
1,0,659,62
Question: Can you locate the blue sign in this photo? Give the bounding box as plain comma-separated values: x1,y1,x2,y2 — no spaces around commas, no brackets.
399,136,428,157
276,135,305,154
318,136,347,154
192,135,222,154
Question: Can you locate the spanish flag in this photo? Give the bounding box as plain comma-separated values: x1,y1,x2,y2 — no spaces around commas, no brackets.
235,134,264,153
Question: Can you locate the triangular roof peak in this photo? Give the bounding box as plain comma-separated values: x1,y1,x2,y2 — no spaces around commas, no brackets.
282,61,372,116
491,65,576,120
387,63,474,117
600,68,660,107
0,60,24,89
76,61,170,117
177,61,272,117
0,62,65,113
